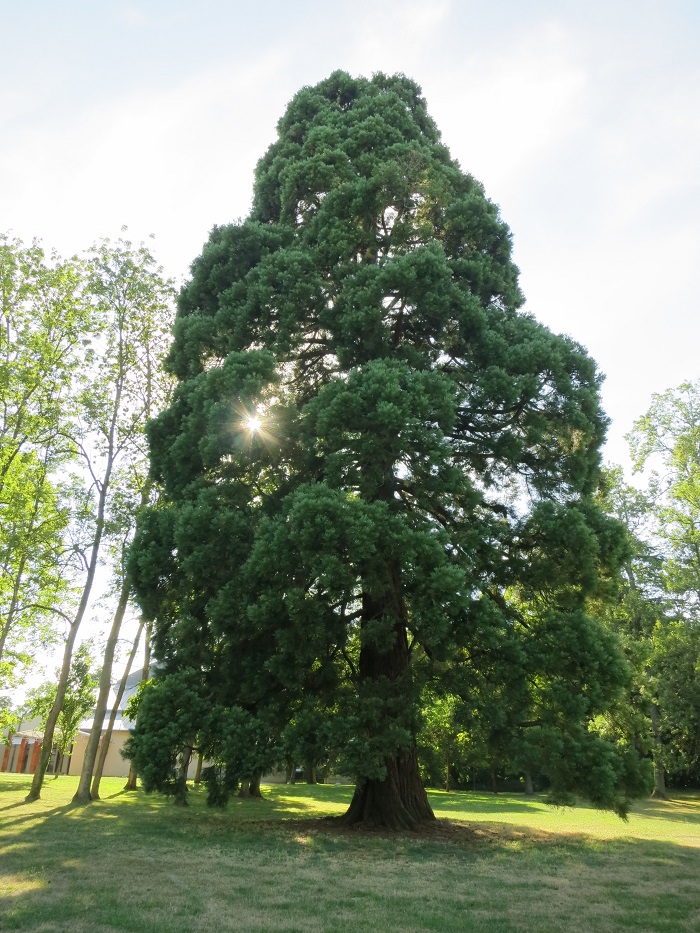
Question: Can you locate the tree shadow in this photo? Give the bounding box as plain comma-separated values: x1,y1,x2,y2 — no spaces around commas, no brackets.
1,802,699,933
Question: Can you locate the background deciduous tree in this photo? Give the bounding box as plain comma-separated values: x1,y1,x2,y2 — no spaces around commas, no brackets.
71,239,174,805
594,382,700,796
0,236,88,714
23,236,175,803
23,643,99,774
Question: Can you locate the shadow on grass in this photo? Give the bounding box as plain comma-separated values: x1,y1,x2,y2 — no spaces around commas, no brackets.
1,792,700,933
0,775,348,842
630,795,700,825
428,789,546,815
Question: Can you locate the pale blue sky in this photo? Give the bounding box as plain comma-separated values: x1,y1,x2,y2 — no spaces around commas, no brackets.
3,0,699,469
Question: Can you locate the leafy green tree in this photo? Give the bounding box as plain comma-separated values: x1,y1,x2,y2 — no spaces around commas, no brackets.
24,237,174,803
651,621,700,784
0,236,88,696
129,72,645,828
629,380,700,612
281,697,338,784
593,467,670,795
70,240,174,805
601,384,700,793
71,240,174,806
23,643,99,773
417,693,469,790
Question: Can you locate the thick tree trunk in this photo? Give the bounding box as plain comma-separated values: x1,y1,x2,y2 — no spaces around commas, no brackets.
91,618,145,800
238,773,263,798
344,744,434,830
652,759,668,800
650,703,668,800
174,745,192,806
193,753,204,785
304,763,316,784
341,582,434,830
524,770,534,796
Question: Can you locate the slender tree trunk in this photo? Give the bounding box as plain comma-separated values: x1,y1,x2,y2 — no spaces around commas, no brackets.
25,612,90,801
342,582,434,830
90,618,145,800
524,770,534,796
75,473,153,804
650,703,668,800
25,408,120,803
73,575,131,804
124,624,151,791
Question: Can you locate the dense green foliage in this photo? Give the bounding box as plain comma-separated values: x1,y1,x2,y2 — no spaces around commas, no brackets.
128,71,647,825
593,383,700,793
0,236,89,716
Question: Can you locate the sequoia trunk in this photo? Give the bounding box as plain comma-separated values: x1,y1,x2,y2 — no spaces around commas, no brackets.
342,584,434,830
343,743,434,830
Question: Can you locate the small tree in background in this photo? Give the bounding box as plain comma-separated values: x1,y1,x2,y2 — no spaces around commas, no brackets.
23,643,99,774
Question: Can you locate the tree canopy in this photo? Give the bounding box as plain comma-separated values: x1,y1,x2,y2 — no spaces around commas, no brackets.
0,236,88,709
128,71,647,827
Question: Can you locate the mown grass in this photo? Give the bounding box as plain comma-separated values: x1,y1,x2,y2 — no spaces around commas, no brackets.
1,775,699,933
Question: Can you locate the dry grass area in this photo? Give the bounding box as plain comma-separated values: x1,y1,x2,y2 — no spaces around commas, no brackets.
1,774,699,933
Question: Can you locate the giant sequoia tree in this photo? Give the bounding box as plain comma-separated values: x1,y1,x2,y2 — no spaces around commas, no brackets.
129,72,646,828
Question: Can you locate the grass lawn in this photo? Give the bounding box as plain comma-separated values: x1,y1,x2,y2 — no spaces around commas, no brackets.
1,775,699,932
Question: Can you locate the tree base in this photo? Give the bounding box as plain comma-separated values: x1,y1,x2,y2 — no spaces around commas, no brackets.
342,749,435,831
238,775,263,799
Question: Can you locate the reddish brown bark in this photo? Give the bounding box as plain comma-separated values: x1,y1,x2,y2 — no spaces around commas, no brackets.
341,581,435,830
343,744,434,830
